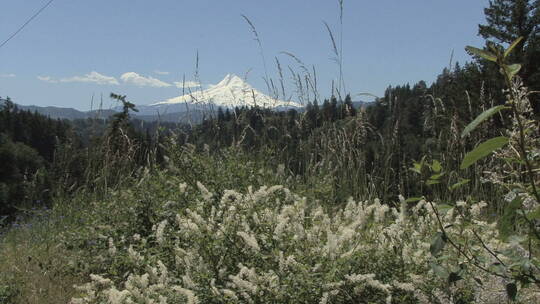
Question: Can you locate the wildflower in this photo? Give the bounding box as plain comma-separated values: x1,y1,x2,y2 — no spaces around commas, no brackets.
90,274,112,286
221,190,243,205
519,192,538,210
237,231,260,252
252,212,260,224
128,245,143,263
179,182,187,194
106,288,130,304
374,204,389,222
210,279,220,296
392,281,415,292
196,181,213,201
70,298,86,304
108,238,116,256
186,209,205,226
339,227,355,244
155,220,168,245
443,207,455,221
172,287,199,304
156,260,169,284
159,295,168,304
325,230,337,258
228,274,258,294
178,218,199,232
267,185,284,195
276,164,285,176
319,292,330,304
221,289,238,300
345,273,375,283
182,274,196,289
504,191,517,203
471,201,487,217
413,200,426,213
340,248,355,259
252,186,269,203
273,211,289,239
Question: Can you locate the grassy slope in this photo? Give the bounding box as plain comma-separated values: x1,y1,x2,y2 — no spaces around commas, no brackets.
0,148,327,303
0,147,537,303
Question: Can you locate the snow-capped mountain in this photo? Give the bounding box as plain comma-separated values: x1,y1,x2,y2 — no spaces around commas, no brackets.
150,74,302,109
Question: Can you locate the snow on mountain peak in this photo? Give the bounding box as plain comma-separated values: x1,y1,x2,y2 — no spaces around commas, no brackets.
151,74,301,108
217,74,243,86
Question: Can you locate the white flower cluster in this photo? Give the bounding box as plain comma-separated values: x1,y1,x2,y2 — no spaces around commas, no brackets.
72,183,540,303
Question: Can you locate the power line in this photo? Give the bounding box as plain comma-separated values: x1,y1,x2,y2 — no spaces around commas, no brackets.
0,0,55,50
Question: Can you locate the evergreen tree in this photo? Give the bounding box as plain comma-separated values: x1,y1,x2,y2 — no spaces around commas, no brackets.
305,101,319,129
330,96,338,121
108,93,139,153
313,99,321,127
478,0,540,112
322,99,332,122
217,107,225,122
479,0,539,55
342,94,356,117
224,108,232,121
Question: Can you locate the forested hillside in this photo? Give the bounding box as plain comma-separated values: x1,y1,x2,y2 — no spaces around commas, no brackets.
0,98,72,217
0,96,188,219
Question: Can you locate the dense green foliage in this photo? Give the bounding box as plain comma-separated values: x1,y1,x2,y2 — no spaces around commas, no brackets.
0,98,71,217
0,95,187,219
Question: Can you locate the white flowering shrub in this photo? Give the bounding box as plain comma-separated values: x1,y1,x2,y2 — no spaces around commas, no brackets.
69,180,539,304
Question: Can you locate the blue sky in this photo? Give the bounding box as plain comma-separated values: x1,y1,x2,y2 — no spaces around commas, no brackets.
1,0,489,110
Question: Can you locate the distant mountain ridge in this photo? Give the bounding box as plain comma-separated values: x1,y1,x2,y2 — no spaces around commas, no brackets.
0,99,117,120
2,73,372,122
0,99,220,123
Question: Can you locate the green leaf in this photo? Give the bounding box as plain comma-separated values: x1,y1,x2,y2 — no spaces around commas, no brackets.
506,282,517,301
521,260,532,274
504,37,524,59
502,157,525,165
505,63,522,79
410,159,425,174
431,160,442,173
426,179,441,186
490,262,505,275
430,232,446,256
410,164,422,174
427,172,445,186
430,172,445,180
460,136,509,169
465,46,497,62
437,204,453,215
406,197,423,203
461,105,509,138
430,262,449,279
507,235,526,245
449,178,470,191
